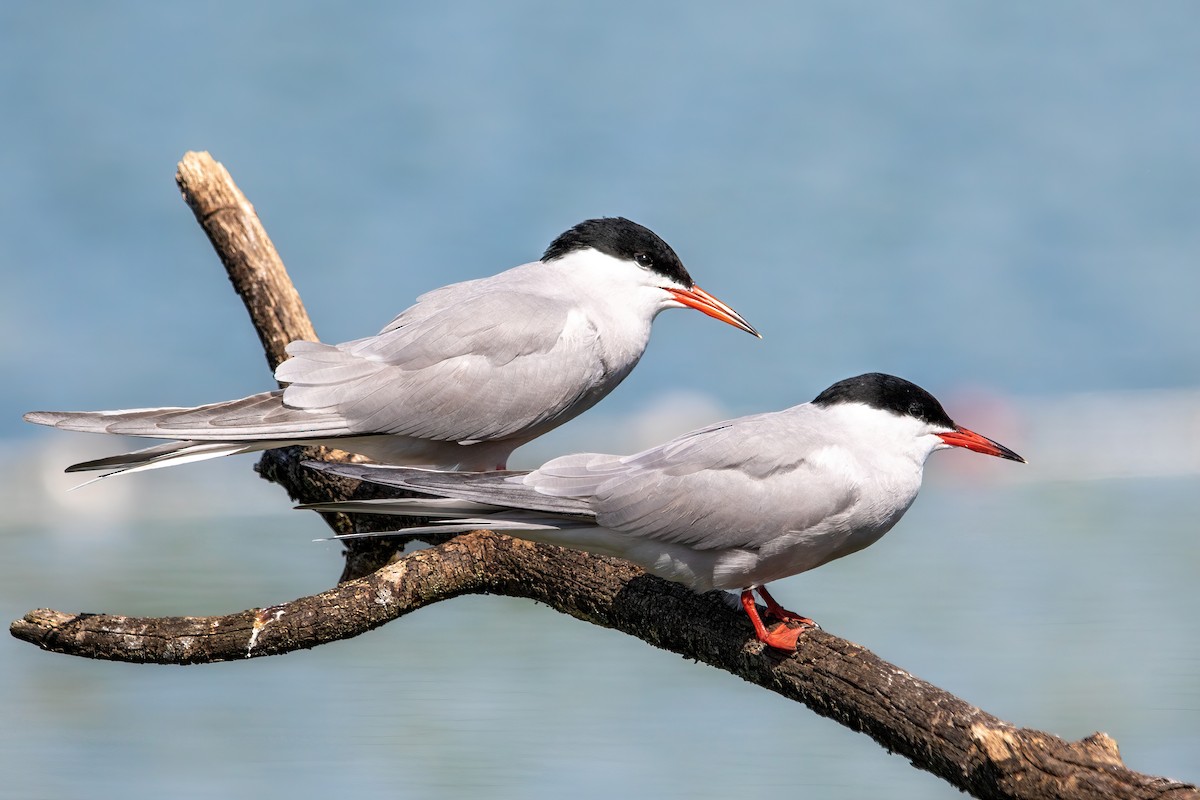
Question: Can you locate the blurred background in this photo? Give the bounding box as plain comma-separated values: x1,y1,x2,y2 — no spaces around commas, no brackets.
1,2,1197,798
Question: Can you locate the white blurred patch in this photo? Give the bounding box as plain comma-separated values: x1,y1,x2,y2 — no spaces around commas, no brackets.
0,437,289,538
1016,387,1200,482
928,386,1200,484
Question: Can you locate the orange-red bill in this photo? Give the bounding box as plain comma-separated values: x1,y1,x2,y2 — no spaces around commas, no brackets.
938,426,1026,463
667,285,761,338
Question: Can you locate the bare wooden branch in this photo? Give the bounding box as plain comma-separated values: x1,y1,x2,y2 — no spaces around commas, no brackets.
175,150,317,372
10,152,1196,800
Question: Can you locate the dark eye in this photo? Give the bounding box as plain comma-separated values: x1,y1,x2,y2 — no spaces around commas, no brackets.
634,253,653,269
908,401,923,418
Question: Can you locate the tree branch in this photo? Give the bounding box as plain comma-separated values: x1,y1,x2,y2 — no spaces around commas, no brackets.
10,152,1196,800
175,150,316,372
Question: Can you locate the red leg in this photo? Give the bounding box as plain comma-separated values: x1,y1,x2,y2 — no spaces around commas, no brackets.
740,589,771,640
740,589,811,651
755,585,817,628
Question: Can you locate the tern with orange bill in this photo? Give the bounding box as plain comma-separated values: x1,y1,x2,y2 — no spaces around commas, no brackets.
302,373,1024,651
26,217,757,478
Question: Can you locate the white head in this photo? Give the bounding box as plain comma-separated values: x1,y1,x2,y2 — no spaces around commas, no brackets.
811,372,1026,465
540,217,760,337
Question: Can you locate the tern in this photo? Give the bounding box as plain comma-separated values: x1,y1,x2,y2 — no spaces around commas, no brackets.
26,217,757,478
301,373,1024,651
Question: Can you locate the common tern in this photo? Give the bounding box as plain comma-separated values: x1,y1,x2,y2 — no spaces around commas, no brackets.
26,217,757,478
301,373,1024,651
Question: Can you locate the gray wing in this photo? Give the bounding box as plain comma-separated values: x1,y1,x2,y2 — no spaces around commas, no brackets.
29,264,622,447
312,407,863,553
276,275,615,443
526,407,861,551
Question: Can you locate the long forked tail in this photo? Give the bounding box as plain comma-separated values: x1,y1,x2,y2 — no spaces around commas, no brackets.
301,460,596,517
23,390,347,440
298,496,592,541
297,460,599,541
64,440,258,482
25,390,350,480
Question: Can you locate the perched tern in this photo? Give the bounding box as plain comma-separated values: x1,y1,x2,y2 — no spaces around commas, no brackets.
26,217,757,478
301,373,1024,651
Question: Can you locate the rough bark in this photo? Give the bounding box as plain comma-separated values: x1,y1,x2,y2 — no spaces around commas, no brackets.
10,151,1196,800
175,151,316,371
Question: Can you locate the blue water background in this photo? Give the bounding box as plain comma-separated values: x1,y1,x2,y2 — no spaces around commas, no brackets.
1,3,1197,798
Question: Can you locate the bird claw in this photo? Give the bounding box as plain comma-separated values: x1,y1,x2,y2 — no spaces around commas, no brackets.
764,608,819,628
753,585,819,629
759,620,816,651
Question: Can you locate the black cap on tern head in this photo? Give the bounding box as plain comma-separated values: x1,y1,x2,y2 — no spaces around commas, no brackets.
542,217,694,287
812,373,956,429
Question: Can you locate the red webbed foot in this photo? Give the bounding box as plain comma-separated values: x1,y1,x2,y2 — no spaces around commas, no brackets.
740,587,818,651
